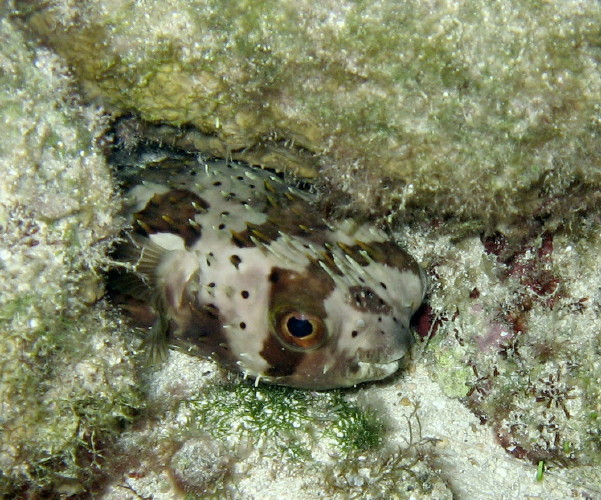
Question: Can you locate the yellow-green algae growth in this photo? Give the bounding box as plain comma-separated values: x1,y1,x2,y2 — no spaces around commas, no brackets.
0,12,142,497
19,0,601,227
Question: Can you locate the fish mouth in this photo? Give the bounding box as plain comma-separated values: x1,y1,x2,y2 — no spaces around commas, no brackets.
352,345,408,383
355,345,407,365
356,359,401,381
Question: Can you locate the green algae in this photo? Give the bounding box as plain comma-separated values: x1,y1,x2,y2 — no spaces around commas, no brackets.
182,383,384,461
432,349,472,399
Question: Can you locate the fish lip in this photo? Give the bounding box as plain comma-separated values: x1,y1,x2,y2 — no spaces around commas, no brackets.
356,359,401,378
355,347,407,365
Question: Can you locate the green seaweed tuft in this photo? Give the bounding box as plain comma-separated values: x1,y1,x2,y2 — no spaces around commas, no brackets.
323,392,384,453
181,382,385,460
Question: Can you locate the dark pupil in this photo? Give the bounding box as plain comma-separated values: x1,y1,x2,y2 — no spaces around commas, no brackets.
286,316,313,338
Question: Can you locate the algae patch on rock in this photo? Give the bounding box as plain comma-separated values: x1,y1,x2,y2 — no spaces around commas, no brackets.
21,0,601,226
100,351,452,499
0,14,142,496
408,224,601,467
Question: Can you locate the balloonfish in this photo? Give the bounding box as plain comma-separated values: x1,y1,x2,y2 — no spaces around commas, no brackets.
110,152,427,389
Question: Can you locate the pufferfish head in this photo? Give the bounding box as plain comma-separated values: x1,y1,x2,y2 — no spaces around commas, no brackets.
235,239,427,390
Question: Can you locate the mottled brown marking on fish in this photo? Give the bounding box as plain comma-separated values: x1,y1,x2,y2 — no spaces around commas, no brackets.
229,221,280,249
229,218,283,248
230,229,254,248
261,335,306,377
261,264,335,373
268,265,335,315
315,247,344,277
246,221,280,245
355,240,419,272
348,285,392,314
229,194,331,249
231,221,280,248
265,197,331,245
134,189,208,248
238,184,333,248
336,242,371,266
172,296,238,370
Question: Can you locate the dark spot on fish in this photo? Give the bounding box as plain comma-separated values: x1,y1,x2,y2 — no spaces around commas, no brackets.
380,282,387,290
213,181,222,186
240,322,246,329
230,254,242,269
351,330,358,338
269,269,280,283
348,285,391,314
218,223,226,230
133,189,208,248
208,282,216,288
241,290,250,299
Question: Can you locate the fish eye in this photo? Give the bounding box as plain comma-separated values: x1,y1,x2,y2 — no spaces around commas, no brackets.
275,310,327,350
286,316,314,337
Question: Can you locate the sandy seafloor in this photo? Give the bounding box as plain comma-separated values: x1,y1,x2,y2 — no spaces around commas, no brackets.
100,351,600,500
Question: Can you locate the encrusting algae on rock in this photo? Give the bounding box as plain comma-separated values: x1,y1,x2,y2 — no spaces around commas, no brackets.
22,0,601,229
0,12,143,498
110,149,427,389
